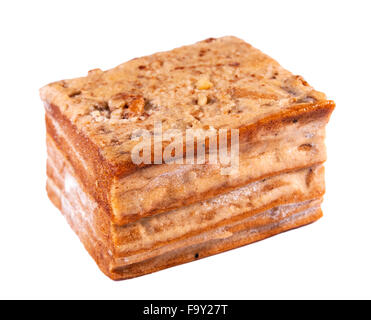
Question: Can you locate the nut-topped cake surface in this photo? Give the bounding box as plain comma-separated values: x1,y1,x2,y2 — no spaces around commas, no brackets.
40,36,331,174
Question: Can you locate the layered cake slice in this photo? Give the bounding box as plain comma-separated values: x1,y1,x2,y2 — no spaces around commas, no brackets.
40,36,334,280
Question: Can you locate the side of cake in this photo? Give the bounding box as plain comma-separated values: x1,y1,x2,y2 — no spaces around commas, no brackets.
47,135,324,279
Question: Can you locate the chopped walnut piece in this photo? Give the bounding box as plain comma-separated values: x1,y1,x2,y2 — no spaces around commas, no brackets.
197,93,208,106
196,77,213,90
108,93,146,118
129,97,145,115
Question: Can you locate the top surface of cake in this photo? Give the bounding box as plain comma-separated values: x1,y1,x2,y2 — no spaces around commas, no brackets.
40,36,330,174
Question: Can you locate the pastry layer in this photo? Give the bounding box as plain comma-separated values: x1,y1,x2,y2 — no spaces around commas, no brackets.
47,135,324,280
111,199,322,278
47,175,322,280
46,102,329,225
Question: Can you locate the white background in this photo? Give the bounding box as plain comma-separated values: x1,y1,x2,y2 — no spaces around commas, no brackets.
0,0,370,299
